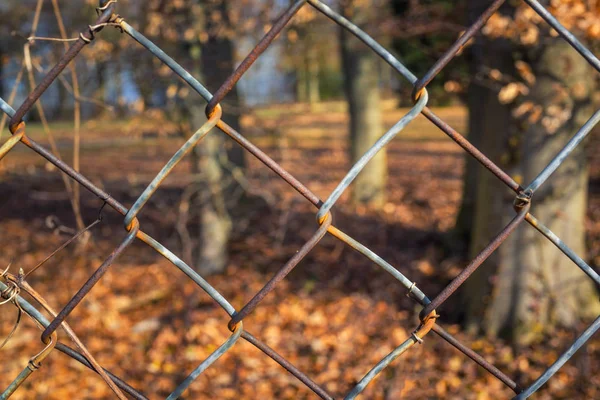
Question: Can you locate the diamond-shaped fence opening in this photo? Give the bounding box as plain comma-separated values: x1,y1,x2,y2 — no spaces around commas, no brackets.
0,0,599,399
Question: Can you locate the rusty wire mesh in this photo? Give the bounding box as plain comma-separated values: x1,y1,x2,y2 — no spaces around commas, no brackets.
1,0,600,398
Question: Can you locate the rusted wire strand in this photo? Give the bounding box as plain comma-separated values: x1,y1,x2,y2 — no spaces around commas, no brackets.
0,280,140,400
24,205,105,279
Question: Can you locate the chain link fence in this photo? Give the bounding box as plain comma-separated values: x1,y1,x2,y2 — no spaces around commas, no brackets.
1,0,599,398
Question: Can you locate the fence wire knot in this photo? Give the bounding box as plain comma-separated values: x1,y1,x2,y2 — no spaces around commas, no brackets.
0,282,19,306
514,189,533,210
412,310,438,344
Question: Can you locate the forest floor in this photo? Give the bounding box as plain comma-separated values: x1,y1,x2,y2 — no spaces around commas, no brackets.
0,101,599,399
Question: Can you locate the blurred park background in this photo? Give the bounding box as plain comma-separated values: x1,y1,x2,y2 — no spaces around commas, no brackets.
1,0,600,398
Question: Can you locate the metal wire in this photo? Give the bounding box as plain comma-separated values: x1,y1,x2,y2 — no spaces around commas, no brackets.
1,0,599,399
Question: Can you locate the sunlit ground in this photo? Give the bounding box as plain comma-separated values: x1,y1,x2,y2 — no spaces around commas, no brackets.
1,101,599,399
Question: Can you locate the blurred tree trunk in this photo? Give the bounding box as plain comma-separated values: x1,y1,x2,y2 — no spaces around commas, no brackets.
296,62,307,102
134,57,158,109
130,3,153,110
94,61,106,112
339,0,386,209
454,0,488,246
202,2,244,170
182,0,242,275
461,29,600,344
295,29,321,106
306,46,320,105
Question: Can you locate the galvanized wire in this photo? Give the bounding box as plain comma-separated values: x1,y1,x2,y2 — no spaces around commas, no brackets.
1,0,599,399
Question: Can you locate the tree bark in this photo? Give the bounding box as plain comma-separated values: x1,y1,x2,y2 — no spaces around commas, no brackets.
453,0,489,246
462,35,600,345
339,1,386,209
201,0,244,169
180,0,242,276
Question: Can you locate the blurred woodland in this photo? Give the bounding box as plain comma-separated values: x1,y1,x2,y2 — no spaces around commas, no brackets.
1,0,600,398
